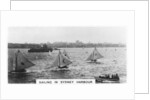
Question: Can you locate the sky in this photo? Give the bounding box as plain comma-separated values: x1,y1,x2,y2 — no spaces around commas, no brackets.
8,27,126,44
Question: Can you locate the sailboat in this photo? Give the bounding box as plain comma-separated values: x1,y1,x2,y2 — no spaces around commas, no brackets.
86,47,103,63
63,50,70,59
9,50,35,73
51,50,72,69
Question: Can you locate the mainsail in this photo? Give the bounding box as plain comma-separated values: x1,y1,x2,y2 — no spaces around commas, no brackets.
52,50,72,68
14,50,35,71
86,47,103,61
63,50,70,59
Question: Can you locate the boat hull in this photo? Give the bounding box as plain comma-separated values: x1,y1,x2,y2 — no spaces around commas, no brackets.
9,69,26,73
95,77,120,83
58,66,68,69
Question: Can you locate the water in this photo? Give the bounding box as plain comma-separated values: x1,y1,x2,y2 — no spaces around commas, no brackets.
8,47,126,84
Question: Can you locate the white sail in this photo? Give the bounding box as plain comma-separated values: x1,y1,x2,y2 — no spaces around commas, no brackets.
87,47,103,61
52,50,72,68
63,50,70,59
15,50,35,71
49,51,51,56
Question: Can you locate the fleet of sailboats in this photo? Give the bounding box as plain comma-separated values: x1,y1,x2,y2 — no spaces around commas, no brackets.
8,48,121,83
9,47,104,73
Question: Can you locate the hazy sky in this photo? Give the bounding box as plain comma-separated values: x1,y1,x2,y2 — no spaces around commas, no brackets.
8,27,126,44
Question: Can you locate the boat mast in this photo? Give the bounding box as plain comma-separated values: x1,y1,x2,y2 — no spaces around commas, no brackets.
15,52,18,71
58,50,61,67
92,48,95,61
92,47,97,62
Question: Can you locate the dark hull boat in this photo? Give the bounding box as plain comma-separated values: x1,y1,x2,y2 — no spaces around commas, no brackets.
28,44,53,53
28,48,52,53
10,69,26,73
95,74,120,83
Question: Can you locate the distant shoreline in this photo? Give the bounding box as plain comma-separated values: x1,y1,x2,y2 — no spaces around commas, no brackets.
8,47,126,49
8,42,126,49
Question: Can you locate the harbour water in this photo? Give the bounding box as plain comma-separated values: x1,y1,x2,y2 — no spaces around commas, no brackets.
8,47,126,83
